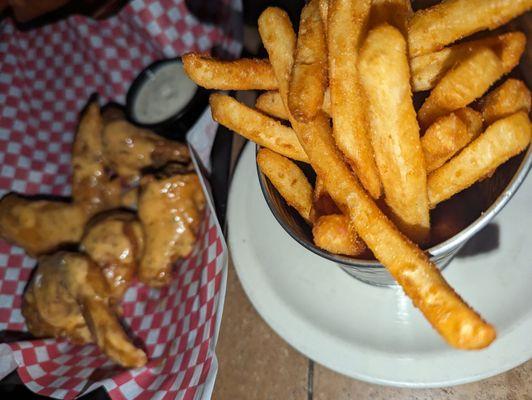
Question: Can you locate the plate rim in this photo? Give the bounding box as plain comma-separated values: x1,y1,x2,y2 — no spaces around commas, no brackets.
227,143,532,388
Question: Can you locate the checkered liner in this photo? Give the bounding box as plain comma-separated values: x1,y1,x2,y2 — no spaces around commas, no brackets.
0,0,241,398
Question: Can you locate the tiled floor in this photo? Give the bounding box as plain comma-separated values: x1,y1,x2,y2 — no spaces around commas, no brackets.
212,260,532,399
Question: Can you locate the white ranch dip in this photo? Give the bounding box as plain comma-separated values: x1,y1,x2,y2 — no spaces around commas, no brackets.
133,61,197,124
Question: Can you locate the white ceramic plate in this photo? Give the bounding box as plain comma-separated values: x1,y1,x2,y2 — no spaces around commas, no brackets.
227,143,532,388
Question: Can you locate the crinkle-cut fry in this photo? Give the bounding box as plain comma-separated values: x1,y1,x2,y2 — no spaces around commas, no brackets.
209,93,308,162
257,89,331,120
182,53,278,90
257,148,313,223
369,0,412,34
313,214,366,256
478,78,532,126
408,0,532,57
418,46,504,129
259,6,495,350
359,24,429,244
422,108,483,173
410,32,525,92
328,0,382,199
428,112,531,208
288,0,327,122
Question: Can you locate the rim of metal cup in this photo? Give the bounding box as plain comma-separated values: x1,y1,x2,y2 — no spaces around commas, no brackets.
257,144,531,269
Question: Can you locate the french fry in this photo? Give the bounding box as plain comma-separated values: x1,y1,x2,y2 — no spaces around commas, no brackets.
288,0,327,122
257,148,313,223
422,107,483,173
255,91,289,120
478,78,532,126
328,0,382,199
182,53,277,90
313,214,366,256
418,46,504,129
369,0,412,34
259,6,495,350
408,0,532,57
428,112,531,208
257,89,331,120
410,32,525,92
184,31,525,94
209,93,308,162
359,24,430,244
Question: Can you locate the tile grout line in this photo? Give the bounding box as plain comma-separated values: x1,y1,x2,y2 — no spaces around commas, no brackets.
307,359,314,400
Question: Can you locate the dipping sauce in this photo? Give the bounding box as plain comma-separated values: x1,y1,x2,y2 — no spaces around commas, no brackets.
132,61,197,124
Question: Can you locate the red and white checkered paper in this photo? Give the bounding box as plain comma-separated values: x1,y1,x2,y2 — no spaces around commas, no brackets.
0,0,242,398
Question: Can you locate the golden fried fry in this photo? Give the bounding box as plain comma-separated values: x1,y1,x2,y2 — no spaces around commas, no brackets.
182,53,278,90
257,89,331,120
328,0,382,199
72,101,121,212
359,24,429,243
257,148,313,223
184,31,525,94
428,112,530,208
418,46,504,128
422,108,483,173
410,32,525,92
408,0,532,57
0,194,90,256
478,78,532,126
288,0,327,122
313,214,366,256
210,93,308,162
255,91,289,120
259,6,495,350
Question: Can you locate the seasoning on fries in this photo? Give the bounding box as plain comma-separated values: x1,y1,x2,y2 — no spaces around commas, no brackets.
408,0,531,57
288,0,327,122
478,78,531,126
359,23,430,243
313,214,366,257
418,46,504,128
182,53,277,90
210,93,308,162
422,107,483,173
428,112,531,208
186,0,532,350
257,148,313,224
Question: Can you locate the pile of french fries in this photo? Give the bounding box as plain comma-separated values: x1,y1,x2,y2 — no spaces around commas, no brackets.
184,0,532,350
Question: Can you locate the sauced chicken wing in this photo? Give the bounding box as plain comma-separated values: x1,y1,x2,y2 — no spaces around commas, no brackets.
81,211,143,299
22,252,147,368
138,170,205,287
0,194,89,256
72,101,121,213
102,120,190,181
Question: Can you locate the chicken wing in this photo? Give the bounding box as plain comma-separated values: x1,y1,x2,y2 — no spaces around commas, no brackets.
72,100,121,213
0,194,89,256
23,252,147,368
138,169,205,287
102,120,190,181
81,211,143,299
